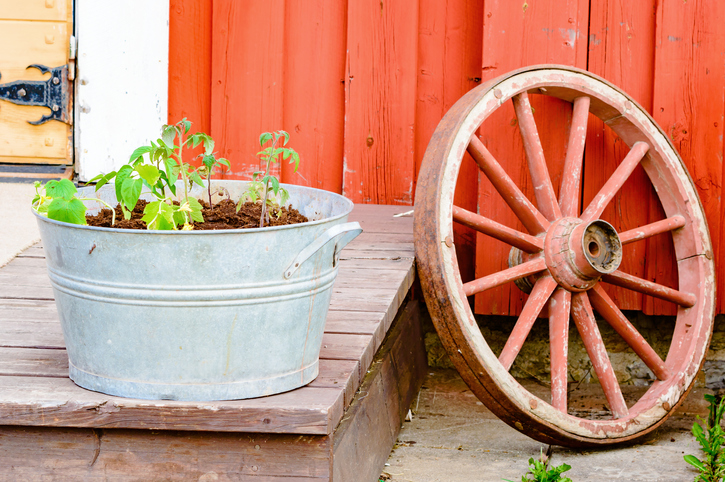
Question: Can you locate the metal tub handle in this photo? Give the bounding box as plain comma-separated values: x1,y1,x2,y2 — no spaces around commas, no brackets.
284,222,362,279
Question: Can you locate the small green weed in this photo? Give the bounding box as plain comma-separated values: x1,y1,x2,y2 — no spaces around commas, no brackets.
684,393,725,482
504,448,572,482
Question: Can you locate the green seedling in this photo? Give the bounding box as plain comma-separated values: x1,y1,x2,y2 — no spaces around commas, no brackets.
198,141,230,206
32,179,115,226
684,393,725,482
504,449,572,482
32,123,307,231
88,119,228,230
239,130,300,228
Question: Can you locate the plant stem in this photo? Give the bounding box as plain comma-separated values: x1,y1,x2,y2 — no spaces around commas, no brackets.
207,173,212,207
177,130,190,225
259,136,278,228
73,197,116,226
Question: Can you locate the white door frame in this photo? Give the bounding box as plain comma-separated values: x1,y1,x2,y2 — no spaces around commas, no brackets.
74,0,169,182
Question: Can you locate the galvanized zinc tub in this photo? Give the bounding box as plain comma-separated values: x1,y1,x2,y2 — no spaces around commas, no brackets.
34,181,361,401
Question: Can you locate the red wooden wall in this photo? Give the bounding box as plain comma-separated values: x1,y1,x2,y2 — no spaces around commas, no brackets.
169,0,725,315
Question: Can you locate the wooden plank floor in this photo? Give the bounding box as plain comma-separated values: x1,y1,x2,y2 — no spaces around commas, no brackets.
0,204,415,436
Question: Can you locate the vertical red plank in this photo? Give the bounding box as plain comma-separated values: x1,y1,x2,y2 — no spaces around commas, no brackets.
583,1,657,312
281,0,347,192
416,0,483,283
342,0,419,205
211,1,285,179
651,0,725,315
168,0,212,134
722,102,725,314
475,0,589,315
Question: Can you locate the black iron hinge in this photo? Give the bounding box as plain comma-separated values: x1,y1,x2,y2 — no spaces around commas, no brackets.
0,64,72,125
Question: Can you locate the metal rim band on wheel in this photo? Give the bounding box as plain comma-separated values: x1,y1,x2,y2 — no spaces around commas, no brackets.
414,65,715,447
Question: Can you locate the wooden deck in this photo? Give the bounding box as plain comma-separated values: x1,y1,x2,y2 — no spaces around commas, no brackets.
0,204,426,480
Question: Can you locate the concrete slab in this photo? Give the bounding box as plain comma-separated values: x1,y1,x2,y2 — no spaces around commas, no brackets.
0,182,40,267
384,369,708,482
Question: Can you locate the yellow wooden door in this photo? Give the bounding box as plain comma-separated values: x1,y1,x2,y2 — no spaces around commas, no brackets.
0,0,73,165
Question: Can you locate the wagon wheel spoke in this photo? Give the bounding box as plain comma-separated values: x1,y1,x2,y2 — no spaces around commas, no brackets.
512,92,561,221
462,257,547,297
558,96,590,217
452,205,543,253
618,215,686,245
467,135,550,235
589,285,670,380
571,292,629,418
601,270,696,307
580,141,650,223
549,288,571,412
498,276,558,370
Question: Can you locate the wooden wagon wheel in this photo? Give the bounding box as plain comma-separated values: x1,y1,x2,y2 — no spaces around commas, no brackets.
414,65,715,447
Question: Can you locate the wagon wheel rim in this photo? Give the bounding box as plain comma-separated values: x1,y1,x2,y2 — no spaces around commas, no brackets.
414,65,715,447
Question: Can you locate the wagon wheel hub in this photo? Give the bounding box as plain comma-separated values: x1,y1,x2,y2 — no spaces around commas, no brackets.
542,217,622,292
509,217,623,293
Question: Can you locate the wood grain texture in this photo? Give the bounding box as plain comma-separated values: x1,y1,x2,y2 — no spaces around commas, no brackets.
171,2,725,313
281,0,347,193
324,310,389,348
0,375,344,434
650,0,725,315
211,0,285,180
332,300,427,481
0,347,361,409
0,0,71,22
342,0,419,205
168,0,212,134
0,426,332,480
309,359,360,408
0,300,425,480
584,0,657,312
416,0,483,284
0,18,71,163
342,204,414,234
475,0,590,315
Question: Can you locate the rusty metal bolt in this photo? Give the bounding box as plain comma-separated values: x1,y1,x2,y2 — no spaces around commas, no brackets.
444,235,454,248
494,88,503,99
662,401,671,411
529,399,538,410
514,421,523,430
